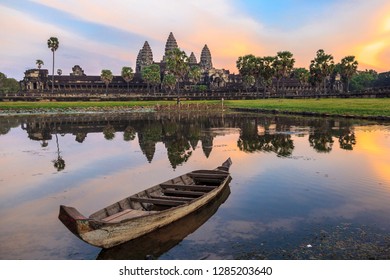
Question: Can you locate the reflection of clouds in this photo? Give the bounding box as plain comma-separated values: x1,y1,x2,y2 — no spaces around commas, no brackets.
188,216,306,244
354,127,390,185
222,217,305,239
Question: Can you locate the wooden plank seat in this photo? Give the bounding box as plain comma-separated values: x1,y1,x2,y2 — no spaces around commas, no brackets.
130,196,188,206
188,172,228,179
101,209,155,223
160,183,216,192
163,189,205,197
150,195,194,201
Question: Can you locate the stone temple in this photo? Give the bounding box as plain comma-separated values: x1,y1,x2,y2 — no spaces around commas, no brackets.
135,32,214,75
21,32,235,92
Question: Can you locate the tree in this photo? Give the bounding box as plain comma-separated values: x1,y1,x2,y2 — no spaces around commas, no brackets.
165,48,189,103
36,59,44,69
0,72,19,94
47,37,59,93
236,54,257,92
188,65,202,85
310,49,334,95
273,51,295,96
350,69,377,91
242,75,255,92
141,64,161,94
121,66,134,93
162,73,176,94
259,56,276,97
339,56,358,92
100,69,113,94
292,68,310,86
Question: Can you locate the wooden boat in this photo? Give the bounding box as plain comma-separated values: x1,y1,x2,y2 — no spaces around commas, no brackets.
97,184,231,259
59,158,232,249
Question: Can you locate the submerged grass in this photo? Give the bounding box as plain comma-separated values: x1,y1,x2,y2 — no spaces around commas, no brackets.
0,98,389,117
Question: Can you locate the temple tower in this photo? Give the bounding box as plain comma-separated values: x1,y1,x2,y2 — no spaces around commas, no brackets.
162,32,179,62
189,52,198,64
136,41,153,73
200,44,213,71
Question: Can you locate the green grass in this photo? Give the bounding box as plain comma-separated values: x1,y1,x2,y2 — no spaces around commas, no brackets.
223,99,390,117
1,99,389,117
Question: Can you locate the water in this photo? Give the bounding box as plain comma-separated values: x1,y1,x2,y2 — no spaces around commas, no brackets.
0,112,389,259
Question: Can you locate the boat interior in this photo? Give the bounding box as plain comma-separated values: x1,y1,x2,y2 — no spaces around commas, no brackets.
88,169,230,223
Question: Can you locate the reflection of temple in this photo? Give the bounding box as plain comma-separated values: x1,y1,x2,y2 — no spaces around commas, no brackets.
16,113,359,168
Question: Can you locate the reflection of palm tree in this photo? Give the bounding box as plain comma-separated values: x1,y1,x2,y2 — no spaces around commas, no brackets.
52,134,65,171
238,133,294,157
75,132,87,143
309,133,334,153
272,135,294,157
41,140,48,148
339,132,356,150
103,124,115,140
123,126,136,141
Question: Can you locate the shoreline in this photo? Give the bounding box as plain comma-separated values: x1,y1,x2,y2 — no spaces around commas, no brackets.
1,99,390,121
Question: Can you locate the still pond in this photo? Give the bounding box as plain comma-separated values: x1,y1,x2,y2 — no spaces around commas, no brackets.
0,112,390,259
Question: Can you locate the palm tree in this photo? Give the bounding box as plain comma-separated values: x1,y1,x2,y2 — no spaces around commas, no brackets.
292,67,310,96
162,73,176,94
236,54,257,92
141,64,161,94
242,75,255,92
259,56,276,97
121,66,134,93
36,59,44,69
100,69,113,94
165,48,189,103
310,49,334,95
273,51,295,96
47,37,59,93
188,65,202,86
339,56,358,92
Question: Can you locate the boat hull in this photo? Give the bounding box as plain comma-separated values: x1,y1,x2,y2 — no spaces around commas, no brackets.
59,159,232,248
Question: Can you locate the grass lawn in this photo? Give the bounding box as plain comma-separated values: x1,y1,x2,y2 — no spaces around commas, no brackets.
0,98,389,117
223,99,390,117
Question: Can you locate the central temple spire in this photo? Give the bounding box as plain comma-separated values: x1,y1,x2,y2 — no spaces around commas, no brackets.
162,32,179,62
200,44,213,71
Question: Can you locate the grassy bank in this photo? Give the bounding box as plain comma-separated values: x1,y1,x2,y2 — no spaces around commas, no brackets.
223,99,390,117
1,99,389,118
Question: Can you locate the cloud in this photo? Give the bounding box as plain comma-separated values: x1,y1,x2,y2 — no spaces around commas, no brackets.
30,0,264,72
2,0,389,80
0,4,138,79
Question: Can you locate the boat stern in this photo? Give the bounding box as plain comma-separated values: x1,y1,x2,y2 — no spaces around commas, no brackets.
58,205,92,236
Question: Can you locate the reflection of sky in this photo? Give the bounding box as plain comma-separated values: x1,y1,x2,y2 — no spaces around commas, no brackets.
180,124,390,251
0,121,390,259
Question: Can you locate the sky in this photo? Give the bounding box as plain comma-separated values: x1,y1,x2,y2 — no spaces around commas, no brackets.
1,0,390,80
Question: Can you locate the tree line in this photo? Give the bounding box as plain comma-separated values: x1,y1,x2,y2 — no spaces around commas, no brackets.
236,49,360,96
1,36,388,95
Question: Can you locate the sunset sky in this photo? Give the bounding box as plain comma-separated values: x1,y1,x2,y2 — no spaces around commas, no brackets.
1,0,390,80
